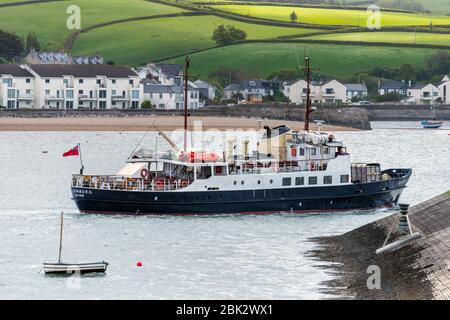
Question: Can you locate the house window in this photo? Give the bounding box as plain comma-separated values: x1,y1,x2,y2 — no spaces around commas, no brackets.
45,79,50,83
282,177,292,186
159,93,163,99
45,90,50,95
311,148,316,156
131,101,139,108
2,78,12,86
340,175,349,183
129,80,134,85
325,88,334,94
79,79,83,84
323,147,329,155
308,176,317,185
323,176,332,184
99,90,107,98
79,90,83,94
96,79,101,85
7,100,15,108
66,90,74,99
7,89,16,98
112,79,116,84
131,90,139,99
112,90,116,96
65,101,74,109
99,101,107,109
26,78,31,83
158,104,164,109
26,89,31,94
295,177,304,186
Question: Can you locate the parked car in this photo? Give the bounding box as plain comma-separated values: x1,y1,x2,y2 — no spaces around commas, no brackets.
351,100,370,106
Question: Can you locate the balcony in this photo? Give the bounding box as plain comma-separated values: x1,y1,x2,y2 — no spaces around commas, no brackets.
79,95,97,101
17,94,34,101
111,95,128,101
45,95,64,101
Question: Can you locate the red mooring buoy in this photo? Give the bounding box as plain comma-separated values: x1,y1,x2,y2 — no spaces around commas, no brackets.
137,261,142,267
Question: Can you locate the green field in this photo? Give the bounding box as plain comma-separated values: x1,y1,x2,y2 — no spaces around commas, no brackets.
212,5,450,26
304,31,450,46
0,0,184,48
72,15,321,64
167,42,447,79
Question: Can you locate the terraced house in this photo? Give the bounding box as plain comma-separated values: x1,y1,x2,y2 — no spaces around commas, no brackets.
438,75,450,104
0,64,142,109
0,64,35,109
283,79,346,105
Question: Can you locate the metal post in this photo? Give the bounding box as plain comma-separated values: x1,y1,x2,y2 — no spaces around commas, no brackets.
58,212,64,264
78,143,84,175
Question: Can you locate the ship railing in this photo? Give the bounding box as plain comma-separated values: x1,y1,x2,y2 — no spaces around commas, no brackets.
72,175,193,191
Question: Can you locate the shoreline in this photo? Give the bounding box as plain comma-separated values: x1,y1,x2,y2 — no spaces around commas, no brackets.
0,116,357,132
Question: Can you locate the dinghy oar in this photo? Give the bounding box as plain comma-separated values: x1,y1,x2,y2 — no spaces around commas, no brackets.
376,203,422,255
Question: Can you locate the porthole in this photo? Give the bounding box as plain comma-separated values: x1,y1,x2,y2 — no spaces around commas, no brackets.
299,202,302,207
270,179,273,184
154,196,158,201
241,181,244,185
233,181,237,185
257,180,261,184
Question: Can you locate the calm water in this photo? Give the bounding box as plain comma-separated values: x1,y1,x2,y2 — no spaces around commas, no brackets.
0,121,449,299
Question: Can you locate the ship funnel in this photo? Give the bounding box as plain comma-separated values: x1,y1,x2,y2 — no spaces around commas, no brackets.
375,203,422,255
227,138,235,160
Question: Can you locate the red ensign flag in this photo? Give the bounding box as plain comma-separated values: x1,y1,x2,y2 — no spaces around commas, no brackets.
63,145,79,157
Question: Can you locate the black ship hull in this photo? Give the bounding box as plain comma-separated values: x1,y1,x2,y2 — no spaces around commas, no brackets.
71,169,411,215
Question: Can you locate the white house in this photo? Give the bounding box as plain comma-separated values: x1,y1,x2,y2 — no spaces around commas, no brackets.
438,75,450,104
378,80,409,95
345,83,368,101
137,63,182,85
25,64,142,109
404,83,440,104
142,81,201,109
0,64,36,109
193,79,217,101
283,79,346,104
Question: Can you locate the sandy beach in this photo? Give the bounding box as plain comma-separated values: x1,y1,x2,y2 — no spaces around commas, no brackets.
0,116,356,131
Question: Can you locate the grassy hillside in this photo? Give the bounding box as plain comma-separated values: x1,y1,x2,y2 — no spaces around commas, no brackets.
212,4,450,26
0,0,184,48
72,15,321,64
166,42,446,79
304,31,450,46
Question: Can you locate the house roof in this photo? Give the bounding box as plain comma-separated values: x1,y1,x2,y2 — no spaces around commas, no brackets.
193,79,217,90
0,64,33,77
29,64,137,78
379,80,408,90
240,79,274,90
224,83,243,91
345,83,367,91
410,83,428,90
143,83,197,93
154,63,182,77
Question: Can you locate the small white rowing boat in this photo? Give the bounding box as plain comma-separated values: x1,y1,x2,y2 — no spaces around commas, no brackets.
43,212,108,275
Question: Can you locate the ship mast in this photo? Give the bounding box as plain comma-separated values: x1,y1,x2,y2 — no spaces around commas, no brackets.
304,57,312,132
183,56,190,152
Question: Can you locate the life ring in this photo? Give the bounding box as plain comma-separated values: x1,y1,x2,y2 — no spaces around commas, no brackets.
155,180,164,191
181,180,189,188
309,162,316,171
140,168,148,178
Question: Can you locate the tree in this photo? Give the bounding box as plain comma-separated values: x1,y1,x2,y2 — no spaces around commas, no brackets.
290,11,298,23
0,29,24,60
140,100,153,109
212,25,247,46
426,51,450,76
106,60,115,65
25,31,41,53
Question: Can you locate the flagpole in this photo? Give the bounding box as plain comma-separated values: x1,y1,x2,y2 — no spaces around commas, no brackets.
78,143,84,175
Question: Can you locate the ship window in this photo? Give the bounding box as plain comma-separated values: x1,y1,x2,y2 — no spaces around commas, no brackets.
257,180,261,184
299,148,305,156
282,177,291,186
323,147,330,154
340,174,349,183
233,181,237,185
308,176,318,185
311,148,317,156
241,181,244,185
270,179,273,184
323,176,333,184
295,177,304,185
196,166,212,180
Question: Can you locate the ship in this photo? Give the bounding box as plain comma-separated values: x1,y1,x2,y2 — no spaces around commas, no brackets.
70,57,411,215
421,106,443,129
